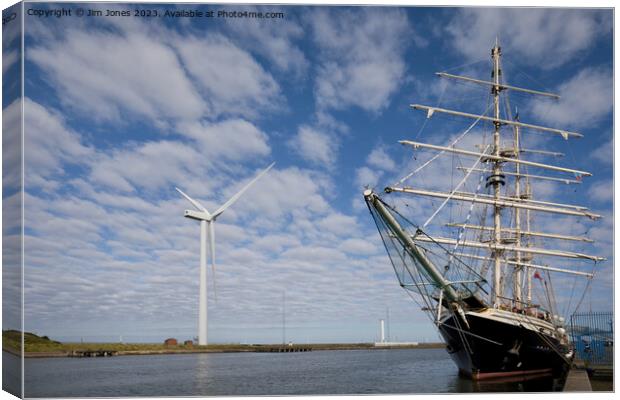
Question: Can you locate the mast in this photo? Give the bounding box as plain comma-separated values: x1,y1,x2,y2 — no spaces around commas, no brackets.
491,39,502,307
525,179,533,304
513,114,523,306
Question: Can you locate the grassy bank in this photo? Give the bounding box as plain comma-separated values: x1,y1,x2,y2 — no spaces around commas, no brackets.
3,330,64,352
3,330,444,357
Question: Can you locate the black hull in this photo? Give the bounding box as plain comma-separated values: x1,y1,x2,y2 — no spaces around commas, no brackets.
438,311,570,380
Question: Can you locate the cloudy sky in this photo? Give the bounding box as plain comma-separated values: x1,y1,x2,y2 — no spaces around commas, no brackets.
3,4,613,343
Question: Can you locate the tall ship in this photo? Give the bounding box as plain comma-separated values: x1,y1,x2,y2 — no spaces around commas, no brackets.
364,40,605,380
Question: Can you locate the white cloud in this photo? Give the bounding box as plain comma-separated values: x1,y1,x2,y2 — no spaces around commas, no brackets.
218,167,331,221
223,9,308,77
353,145,399,205
338,238,380,256
589,180,613,204
176,34,284,120
2,100,22,190
311,8,411,113
529,179,557,200
89,140,203,193
280,246,347,265
529,67,613,129
312,112,350,136
82,117,272,195
316,61,405,113
28,29,206,124
316,212,359,237
3,49,18,74
355,166,382,189
22,98,94,193
249,234,302,255
288,125,338,167
27,13,288,126
24,98,93,166
446,9,610,69
590,137,613,166
180,119,271,162
367,146,396,171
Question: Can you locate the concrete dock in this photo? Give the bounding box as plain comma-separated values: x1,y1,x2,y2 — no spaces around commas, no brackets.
563,368,592,392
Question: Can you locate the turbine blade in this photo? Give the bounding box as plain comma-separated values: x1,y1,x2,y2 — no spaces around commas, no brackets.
209,221,217,302
175,187,211,217
212,162,275,218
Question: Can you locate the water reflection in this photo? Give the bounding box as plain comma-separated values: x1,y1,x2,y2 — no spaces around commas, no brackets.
193,352,212,393
455,374,559,393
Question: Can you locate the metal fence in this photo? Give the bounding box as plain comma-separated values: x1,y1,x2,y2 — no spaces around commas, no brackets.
570,311,613,366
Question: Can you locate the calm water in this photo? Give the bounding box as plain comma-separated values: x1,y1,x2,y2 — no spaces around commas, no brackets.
8,349,557,397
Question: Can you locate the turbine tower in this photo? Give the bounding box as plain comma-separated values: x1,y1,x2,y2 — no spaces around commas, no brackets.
176,162,275,345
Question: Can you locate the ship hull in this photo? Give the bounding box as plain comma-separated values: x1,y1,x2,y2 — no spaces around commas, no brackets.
438,309,570,381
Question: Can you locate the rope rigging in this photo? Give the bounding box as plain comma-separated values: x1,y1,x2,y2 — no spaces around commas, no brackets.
395,102,493,186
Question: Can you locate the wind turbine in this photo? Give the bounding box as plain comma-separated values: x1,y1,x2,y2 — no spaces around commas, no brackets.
176,162,275,346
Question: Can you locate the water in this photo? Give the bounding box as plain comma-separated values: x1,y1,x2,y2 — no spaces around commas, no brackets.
9,349,556,397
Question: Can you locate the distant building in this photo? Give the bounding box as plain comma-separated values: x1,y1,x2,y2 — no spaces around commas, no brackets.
184,340,193,347
164,338,178,346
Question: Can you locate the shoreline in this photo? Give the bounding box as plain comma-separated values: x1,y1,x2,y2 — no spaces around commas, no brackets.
5,342,446,358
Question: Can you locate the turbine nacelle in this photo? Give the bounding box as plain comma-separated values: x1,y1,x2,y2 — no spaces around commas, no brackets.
183,209,212,222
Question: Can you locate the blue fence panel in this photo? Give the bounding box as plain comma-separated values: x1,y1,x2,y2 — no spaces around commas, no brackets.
570,312,613,366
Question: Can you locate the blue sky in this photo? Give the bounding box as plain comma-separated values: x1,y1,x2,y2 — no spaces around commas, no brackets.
2,4,613,343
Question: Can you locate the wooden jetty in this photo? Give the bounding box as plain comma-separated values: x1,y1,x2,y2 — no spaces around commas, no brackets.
264,345,312,353
68,350,118,358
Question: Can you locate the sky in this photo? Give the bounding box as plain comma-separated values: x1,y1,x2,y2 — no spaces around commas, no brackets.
2,3,614,344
